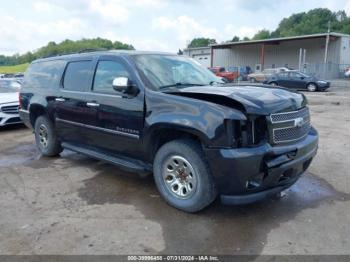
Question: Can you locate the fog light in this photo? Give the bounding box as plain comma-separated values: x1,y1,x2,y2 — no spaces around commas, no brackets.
246,180,261,189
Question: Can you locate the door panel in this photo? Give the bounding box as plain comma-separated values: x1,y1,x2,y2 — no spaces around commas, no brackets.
54,60,98,146
90,57,145,159
287,72,305,89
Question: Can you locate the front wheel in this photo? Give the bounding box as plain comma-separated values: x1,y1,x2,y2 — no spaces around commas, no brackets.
153,139,217,212
307,83,318,92
34,116,63,156
270,82,278,86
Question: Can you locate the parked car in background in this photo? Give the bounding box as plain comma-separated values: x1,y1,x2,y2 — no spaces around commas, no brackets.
344,67,350,78
248,67,290,83
265,71,330,92
208,66,238,82
0,79,22,126
238,66,252,81
0,73,15,79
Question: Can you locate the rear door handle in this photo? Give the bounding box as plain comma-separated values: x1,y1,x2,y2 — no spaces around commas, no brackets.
55,97,66,102
86,102,100,107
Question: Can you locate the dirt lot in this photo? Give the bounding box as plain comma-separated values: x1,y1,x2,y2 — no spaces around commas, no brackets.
0,85,349,255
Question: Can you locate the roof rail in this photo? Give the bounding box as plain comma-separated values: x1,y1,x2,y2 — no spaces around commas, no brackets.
77,48,108,53
39,48,109,59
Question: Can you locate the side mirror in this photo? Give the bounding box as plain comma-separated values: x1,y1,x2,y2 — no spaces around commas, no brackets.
112,77,139,96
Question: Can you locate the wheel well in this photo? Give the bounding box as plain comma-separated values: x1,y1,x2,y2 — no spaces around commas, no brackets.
29,104,47,127
307,82,318,90
149,128,202,162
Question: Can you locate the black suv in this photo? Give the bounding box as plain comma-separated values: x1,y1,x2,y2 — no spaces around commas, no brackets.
19,51,318,212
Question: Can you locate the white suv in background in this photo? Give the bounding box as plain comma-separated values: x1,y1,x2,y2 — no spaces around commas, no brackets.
0,79,22,126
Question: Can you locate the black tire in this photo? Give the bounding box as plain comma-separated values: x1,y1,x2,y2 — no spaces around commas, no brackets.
250,77,257,83
34,116,63,156
153,139,217,213
270,82,278,86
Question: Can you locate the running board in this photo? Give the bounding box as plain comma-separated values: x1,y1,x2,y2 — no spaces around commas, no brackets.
62,142,152,174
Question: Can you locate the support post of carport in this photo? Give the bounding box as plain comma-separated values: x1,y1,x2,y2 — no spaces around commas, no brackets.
210,46,214,67
260,44,265,70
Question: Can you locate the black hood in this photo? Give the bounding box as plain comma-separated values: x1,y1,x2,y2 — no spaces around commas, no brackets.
170,85,307,115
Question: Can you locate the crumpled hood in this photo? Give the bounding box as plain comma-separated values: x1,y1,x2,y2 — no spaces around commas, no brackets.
0,92,18,105
173,85,306,115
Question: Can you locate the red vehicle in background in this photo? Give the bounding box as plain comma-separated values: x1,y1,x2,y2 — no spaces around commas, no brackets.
208,66,238,82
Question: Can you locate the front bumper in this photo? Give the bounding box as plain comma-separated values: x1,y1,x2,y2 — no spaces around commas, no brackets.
317,82,330,91
0,103,22,126
204,127,318,205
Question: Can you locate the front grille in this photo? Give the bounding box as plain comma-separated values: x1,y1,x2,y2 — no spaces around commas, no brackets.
270,107,309,123
273,121,310,143
1,105,19,114
5,117,21,124
270,107,311,144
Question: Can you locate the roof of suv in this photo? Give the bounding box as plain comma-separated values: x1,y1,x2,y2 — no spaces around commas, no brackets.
33,50,177,63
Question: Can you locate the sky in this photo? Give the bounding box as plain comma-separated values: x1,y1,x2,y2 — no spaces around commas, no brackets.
1,0,350,56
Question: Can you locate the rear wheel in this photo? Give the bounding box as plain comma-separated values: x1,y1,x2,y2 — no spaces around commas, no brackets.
34,116,62,156
153,139,217,212
307,83,317,92
250,77,257,83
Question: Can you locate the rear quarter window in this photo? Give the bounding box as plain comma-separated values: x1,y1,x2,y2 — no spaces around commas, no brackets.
63,61,93,92
23,60,66,89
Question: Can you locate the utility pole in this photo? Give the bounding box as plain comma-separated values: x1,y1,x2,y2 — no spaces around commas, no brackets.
324,21,331,63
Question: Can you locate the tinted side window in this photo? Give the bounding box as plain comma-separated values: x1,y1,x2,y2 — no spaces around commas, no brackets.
93,60,131,94
63,61,92,91
289,72,301,78
24,60,66,88
279,72,288,78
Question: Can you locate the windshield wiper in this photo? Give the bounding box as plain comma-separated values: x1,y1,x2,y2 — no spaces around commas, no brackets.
209,80,224,85
159,82,205,91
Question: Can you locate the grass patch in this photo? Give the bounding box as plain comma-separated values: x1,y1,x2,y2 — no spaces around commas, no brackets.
0,63,29,74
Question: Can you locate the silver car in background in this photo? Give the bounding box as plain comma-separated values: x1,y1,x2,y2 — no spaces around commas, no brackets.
0,79,22,126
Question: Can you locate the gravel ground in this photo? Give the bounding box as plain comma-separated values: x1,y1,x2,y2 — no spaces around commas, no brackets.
0,85,349,255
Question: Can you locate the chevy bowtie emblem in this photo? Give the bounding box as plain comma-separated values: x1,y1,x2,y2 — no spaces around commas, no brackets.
294,117,304,128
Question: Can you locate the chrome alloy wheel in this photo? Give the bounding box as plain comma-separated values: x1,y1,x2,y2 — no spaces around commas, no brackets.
38,124,49,148
162,155,197,199
307,83,317,92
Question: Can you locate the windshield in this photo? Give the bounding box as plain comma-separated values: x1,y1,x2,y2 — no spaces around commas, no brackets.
0,80,21,93
132,54,223,91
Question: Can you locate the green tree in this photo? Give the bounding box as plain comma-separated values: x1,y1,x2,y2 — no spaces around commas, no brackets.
231,36,240,42
252,29,271,40
188,38,217,48
0,38,134,66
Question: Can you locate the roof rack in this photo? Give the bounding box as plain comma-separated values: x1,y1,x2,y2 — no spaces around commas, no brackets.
40,48,109,59
77,48,108,53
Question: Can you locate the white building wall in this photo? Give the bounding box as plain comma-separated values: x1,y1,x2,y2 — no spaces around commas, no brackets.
339,36,350,65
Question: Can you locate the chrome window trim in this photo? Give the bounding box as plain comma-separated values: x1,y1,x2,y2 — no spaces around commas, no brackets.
60,89,123,98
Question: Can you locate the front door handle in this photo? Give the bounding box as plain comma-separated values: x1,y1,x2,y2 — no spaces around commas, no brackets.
86,102,100,107
55,97,66,102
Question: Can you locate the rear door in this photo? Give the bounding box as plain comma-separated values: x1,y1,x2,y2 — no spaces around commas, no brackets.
276,72,289,87
54,59,99,146
89,55,145,158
